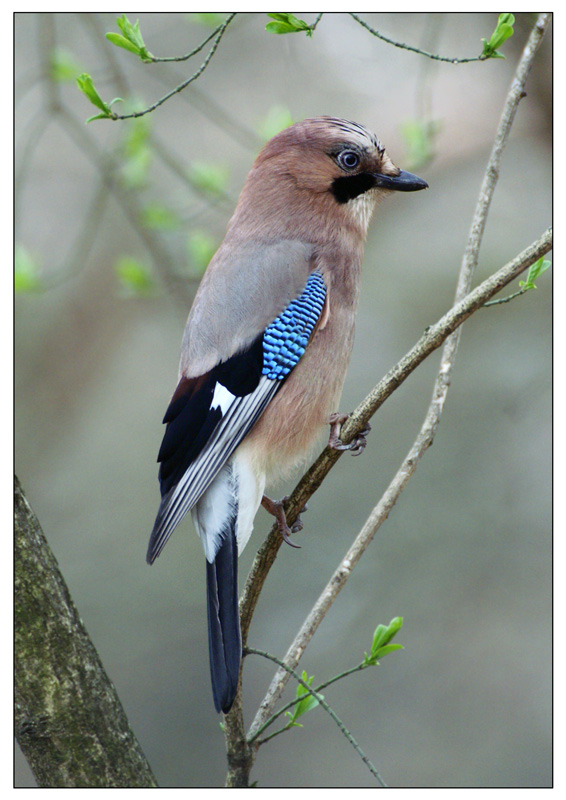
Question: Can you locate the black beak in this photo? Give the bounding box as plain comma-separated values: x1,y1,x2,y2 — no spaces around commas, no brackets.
372,169,428,192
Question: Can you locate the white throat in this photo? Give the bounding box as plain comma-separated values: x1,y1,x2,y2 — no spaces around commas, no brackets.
347,189,378,233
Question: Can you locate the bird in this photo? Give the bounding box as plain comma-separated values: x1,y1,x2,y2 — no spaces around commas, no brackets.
147,116,427,714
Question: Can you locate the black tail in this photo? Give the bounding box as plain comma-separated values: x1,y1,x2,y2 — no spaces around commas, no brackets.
206,528,241,714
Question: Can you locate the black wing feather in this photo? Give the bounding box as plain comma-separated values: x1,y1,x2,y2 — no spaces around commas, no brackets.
156,335,264,498
147,333,276,563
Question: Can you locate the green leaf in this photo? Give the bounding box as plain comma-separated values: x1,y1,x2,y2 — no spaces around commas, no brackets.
526,256,551,286
119,116,152,186
481,13,515,59
123,114,151,155
107,15,152,61
189,162,229,196
400,119,440,171
284,672,321,727
257,105,294,140
519,257,551,291
76,73,112,115
114,256,156,296
116,15,145,49
49,48,81,83
105,32,142,56
141,203,180,231
84,113,111,123
363,617,404,666
121,147,151,187
187,230,217,276
265,21,296,34
188,12,227,27
372,643,404,659
15,246,42,293
266,13,314,37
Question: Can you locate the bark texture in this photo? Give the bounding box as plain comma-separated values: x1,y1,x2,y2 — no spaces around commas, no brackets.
14,476,158,788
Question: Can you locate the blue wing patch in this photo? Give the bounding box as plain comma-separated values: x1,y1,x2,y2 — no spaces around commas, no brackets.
262,271,326,380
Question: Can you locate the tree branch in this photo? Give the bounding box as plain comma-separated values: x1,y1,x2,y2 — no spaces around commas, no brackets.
245,227,551,743
244,13,551,745
458,13,551,289
14,477,158,787
55,105,193,307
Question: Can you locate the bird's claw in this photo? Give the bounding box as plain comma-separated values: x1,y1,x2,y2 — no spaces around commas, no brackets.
346,426,371,455
291,503,308,533
280,524,302,548
328,412,371,456
261,495,306,548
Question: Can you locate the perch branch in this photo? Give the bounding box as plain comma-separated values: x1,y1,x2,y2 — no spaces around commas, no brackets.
246,13,551,740
246,227,551,741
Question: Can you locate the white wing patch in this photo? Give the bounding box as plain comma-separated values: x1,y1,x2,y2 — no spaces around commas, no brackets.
211,382,236,415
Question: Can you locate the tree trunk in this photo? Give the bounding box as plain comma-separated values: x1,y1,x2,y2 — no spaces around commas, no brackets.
14,476,158,788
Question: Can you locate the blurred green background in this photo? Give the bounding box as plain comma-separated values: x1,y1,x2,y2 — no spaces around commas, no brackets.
15,12,551,788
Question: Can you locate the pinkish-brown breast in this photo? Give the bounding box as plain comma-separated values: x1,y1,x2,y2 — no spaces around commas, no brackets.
240,245,363,483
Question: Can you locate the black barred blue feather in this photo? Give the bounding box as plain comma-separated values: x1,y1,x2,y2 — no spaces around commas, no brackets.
262,271,326,379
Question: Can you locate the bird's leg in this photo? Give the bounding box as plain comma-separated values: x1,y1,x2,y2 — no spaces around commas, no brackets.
261,495,307,548
328,412,372,456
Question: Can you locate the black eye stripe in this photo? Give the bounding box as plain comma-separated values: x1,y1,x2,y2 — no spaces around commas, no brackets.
331,173,375,203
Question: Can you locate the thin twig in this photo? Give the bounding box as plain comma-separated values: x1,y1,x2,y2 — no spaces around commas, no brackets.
149,134,235,207
55,105,192,307
80,14,234,280
110,14,236,120
245,647,387,786
44,177,110,290
149,69,262,151
483,287,529,307
14,110,53,225
245,13,551,742
350,13,484,63
458,12,552,289
311,13,324,33
148,20,225,63
249,662,367,745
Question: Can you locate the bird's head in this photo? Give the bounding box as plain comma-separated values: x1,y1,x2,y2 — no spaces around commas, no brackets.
230,116,428,241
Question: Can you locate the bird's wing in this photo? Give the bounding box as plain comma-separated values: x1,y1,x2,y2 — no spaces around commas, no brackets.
147,257,327,563
179,238,317,378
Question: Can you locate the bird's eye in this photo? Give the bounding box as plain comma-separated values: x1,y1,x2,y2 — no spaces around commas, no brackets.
337,150,360,170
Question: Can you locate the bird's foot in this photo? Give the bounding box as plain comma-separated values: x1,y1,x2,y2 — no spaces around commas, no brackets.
328,412,371,456
261,495,306,548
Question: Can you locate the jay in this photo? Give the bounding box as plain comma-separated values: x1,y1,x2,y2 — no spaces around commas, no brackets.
148,117,427,714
